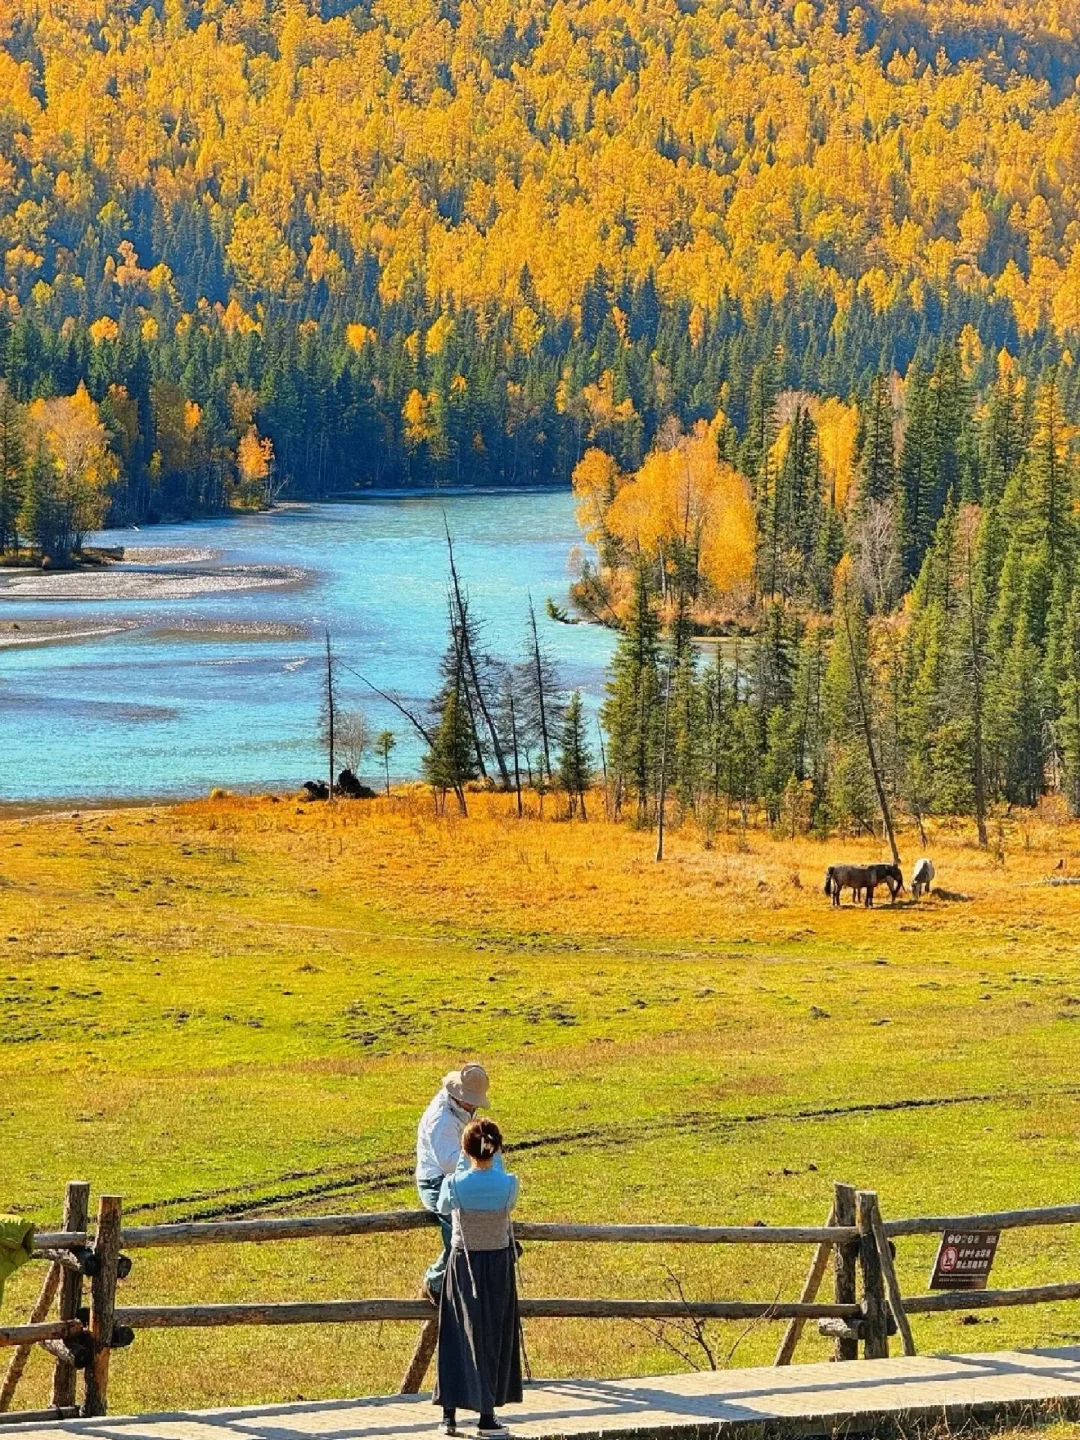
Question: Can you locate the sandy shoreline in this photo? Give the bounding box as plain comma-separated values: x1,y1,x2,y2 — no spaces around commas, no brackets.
121,545,218,564
0,619,136,649
0,616,313,648
0,561,306,601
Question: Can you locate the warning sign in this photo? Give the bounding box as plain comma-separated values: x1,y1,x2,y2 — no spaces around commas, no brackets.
930,1230,1000,1290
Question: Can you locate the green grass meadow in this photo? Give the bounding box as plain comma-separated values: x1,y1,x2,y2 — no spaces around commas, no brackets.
4,795,1080,1416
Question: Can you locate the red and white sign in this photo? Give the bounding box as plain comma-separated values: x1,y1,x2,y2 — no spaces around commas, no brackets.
930,1230,1000,1290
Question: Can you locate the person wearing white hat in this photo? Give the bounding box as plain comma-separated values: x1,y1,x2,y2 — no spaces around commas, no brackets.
416,1063,490,1300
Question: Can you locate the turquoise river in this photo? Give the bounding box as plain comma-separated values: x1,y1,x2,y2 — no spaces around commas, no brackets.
0,491,614,804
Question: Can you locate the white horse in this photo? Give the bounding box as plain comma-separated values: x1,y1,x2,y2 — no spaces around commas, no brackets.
912,857,935,898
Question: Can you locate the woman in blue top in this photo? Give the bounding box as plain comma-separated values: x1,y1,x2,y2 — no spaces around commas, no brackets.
434,1117,522,1438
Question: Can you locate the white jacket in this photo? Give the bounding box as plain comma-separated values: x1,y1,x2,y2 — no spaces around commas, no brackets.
416,1088,471,1182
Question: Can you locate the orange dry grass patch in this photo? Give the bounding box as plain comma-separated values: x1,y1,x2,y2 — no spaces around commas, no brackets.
178,788,1080,957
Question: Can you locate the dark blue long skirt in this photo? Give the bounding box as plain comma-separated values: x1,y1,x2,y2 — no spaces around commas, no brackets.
434,1246,522,1414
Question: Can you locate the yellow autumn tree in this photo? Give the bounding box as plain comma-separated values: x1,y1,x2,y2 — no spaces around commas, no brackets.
152,382,203,481
814,397,859,508
88,315,120,344
572,448,623,541
234,427,275,508
25,383,117,562
605,420,755,603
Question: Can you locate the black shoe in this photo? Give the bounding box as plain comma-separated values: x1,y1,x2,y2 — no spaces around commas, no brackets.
476,1416,509,1438
440,1409,457,1436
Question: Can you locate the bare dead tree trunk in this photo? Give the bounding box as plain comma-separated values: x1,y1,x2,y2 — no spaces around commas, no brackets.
841,604,899,865
656,659,673,862
528,596,553,783
597,719,610,819
965,545,989,848
346,665,434,748
509,687,523,818
324,628,336,802
445,520,511,786
450,591,489,783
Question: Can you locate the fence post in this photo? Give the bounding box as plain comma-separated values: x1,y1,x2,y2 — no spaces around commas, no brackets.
51,1181,90,1411
0,1265,63,1412
856,1190,889,1359
868,1200,916,1356
399,1315,439,1394
82,1195,122,1417
832,1182,859,1361
774,1201,835,1366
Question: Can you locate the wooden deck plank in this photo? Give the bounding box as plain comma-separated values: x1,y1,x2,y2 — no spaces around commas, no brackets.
6,1347,1080,1440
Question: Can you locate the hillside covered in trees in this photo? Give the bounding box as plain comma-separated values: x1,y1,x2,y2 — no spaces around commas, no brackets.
6,0,1080,535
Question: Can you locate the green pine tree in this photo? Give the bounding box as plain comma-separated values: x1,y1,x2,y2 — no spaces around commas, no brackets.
0,382,27,556
824,564,877,834
423,682,477,815
558,690,594,818
857,373,896,507
601,559,661,821
1055,584,1080,815
670,642,703,814
762,703,796,827
1002,367,1075,567
19,435,59,560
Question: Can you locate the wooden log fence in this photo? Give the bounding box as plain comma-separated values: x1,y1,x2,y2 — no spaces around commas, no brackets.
831,1182,860,1362
33,1218,859,1249
903,1280,1080,1313
50,1181,89,1413
0,1322,85,1350
0,1256,63,1407
83,1195,123,1418
856,1191,890,1359
110,1298,863,1330
7,1178,1080,1421
883,1205,1080,1235
772,1200,836,1366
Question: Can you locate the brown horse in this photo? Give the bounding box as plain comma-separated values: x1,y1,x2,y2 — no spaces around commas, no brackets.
824,864,875,907
866,862,905,902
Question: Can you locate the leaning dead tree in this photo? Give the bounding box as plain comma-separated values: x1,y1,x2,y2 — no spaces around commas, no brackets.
444,520,511,787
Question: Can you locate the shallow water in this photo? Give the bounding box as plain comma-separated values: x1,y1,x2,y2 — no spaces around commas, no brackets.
0,494,613,803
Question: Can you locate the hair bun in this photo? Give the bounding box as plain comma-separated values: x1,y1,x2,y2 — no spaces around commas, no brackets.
463,1116,504,1161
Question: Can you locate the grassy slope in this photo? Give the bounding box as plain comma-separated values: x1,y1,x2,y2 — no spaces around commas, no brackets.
4,793,1080,1415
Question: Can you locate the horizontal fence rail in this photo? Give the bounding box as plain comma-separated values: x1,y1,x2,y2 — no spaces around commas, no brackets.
0,1322,84,1350
515,1222,857,1244
35,1216,858,1250
36,1204,1080,1255
0,1406,81,1427
112,1298,864,1330
903,1281,1080,1313
884,1205,1080,1237
32,1233,88,1251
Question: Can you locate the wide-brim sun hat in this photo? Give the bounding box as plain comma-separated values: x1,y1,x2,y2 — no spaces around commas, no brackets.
444,1062,489,1107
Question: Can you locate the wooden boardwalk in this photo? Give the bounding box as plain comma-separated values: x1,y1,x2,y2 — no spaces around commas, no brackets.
9,1348,1080,1440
